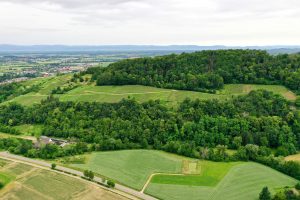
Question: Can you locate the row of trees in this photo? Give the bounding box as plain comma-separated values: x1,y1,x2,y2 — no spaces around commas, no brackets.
86,50,300,94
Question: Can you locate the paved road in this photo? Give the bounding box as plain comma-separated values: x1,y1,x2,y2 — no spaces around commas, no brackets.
0,152,157,200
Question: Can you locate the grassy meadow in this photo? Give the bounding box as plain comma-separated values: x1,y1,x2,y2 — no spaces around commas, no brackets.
0,158,128,200
3,73,297,107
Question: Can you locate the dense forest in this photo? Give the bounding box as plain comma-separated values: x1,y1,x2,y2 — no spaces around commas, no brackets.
0,90,299,179
87,50,300,94
0,90,299,155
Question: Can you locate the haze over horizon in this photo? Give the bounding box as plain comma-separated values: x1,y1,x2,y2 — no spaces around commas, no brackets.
0,0,300,46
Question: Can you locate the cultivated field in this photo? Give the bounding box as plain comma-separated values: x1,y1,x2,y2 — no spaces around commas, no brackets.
0,158,129,200
145,162,298,200
70,150,183,190
66,150,298,200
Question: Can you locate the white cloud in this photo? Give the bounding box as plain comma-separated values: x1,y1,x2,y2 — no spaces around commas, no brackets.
0,0,299,45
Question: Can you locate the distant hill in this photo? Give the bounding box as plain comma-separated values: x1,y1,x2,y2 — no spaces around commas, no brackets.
87,49,300,94
0,45,300,54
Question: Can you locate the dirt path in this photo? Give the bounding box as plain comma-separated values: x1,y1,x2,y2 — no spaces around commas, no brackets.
141,173,184,193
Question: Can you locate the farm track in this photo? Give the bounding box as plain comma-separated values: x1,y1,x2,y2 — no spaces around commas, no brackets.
141,173,184,193
0,152,157,200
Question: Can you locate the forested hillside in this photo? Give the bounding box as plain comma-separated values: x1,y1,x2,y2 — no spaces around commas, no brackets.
88,50,300,93
0,90,299,158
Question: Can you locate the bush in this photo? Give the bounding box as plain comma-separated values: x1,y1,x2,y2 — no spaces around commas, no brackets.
259,187,271,200
51,163,56,169
0,181,4,189
295,182,300,190
107,180,115,188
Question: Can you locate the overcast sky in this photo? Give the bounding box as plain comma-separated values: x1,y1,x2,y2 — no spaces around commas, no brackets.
0,0,299,45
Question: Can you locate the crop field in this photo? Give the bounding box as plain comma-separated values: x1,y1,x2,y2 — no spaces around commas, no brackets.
285,153,300,163
0,159,128,200
67,150,298,200
3,74,297,107
145,162,297,200
70,150,183,190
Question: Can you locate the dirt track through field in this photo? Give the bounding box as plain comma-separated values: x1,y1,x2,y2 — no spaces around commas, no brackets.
141,173,184,193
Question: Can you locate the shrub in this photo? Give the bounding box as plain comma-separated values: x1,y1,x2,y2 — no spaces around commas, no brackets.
107,180,115,188
51,163,56,170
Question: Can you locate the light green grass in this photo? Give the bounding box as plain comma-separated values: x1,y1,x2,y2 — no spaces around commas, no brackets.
152,161,241,186
59,85,223,106
0,173,14,187
145,162,298,200
0,132,36,142
70,150,183,190
13,124,43,137
222,84,297,100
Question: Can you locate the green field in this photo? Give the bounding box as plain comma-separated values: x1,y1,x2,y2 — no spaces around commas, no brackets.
151,161,240,187
2,74,297,106
67,150,298,200
70,150,183,190
145,162,298,200
0,158,128,200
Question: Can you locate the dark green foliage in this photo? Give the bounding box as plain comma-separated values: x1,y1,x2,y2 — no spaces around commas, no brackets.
259,187,271,200
296,97,300,108
0,90,299,156
0,181,4,189
107,180,115,188
84,170,94,180
295,182,300,190
51,84,78,94
51,163,56,169
89,50,300,93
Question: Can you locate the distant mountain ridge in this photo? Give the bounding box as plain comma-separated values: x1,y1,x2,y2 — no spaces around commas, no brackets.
0,44,300,54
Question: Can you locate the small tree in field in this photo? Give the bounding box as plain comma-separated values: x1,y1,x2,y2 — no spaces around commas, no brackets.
107,180,115,188
89,171,94,180
0,181,4,189
259,187,271,200
51,163,56,170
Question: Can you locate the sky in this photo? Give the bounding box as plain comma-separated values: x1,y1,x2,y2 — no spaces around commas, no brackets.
0,0,299,45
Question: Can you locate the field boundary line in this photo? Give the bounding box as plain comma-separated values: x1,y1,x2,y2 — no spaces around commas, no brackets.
141,172,184,193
